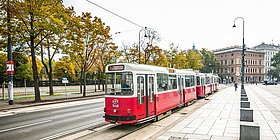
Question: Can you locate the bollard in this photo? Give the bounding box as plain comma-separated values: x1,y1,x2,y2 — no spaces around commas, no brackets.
240,108,253,122
240,122,260,140
241,97,248,101
241,101,250,108
241,89,246,94
241,94,247,97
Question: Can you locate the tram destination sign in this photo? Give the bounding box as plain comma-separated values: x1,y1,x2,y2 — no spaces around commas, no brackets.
108,65,125,71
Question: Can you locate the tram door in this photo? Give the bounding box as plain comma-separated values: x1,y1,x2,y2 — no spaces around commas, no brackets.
147,75,155,117
136,75,155,119
178,76,184,105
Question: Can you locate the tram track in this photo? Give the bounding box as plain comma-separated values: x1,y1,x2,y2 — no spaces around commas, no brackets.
74,122,151,140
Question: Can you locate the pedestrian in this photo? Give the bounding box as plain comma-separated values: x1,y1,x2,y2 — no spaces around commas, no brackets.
234,81,238,91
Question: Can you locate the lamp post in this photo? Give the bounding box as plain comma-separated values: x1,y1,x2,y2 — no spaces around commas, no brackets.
138,27,147,64
233,17,245,90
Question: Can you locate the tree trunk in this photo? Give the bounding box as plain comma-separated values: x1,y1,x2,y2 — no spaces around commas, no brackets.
30,12,41,102
101,71,105,91
83,69,86,97
48,48,54,95
98,70,101,90
31,46,41,102
79,69,83,94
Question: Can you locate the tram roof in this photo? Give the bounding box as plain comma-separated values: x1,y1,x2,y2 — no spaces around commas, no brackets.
176,69,196,75
106,63,168,73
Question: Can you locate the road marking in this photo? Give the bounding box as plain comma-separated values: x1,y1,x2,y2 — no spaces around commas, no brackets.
0,120,52,133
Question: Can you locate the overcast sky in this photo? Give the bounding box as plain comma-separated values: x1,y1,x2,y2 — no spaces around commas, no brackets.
63,0,280,51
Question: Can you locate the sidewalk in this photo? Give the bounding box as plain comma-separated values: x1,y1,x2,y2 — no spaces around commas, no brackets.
156,85,280,140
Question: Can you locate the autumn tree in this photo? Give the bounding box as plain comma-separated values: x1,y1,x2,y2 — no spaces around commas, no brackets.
166,43,180,68
97,43,120,89
53,58,76,81
200,48,219,73
2,0,68,102
0,52,7,83
142,28,160,64
149,49,169,67
65,12,111,97
13,51,33,82
185,49,203,70
120,43,139,63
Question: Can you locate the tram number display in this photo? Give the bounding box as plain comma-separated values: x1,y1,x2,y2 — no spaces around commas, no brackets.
168,69,175,73
108,65,125,71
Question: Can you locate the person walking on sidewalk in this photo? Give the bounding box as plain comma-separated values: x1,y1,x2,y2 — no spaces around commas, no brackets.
234,81,238,91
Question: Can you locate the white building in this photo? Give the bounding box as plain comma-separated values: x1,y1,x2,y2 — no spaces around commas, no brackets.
251,42,280,80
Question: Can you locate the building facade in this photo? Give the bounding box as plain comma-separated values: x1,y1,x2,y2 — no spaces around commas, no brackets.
251,42,280,80
214,46,265,84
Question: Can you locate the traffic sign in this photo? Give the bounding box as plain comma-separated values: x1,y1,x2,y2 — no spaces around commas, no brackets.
6,61,14,74
62,77,69,84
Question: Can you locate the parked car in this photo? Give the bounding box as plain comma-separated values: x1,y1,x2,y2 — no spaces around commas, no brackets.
263,80,278,85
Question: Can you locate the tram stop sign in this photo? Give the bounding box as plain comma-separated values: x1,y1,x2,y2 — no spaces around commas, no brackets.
62,77,69,84
6,61,14,75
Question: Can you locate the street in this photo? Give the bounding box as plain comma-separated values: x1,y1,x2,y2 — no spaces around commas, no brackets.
0,98,104,140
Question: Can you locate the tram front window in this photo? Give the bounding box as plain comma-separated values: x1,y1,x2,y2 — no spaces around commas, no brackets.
106,72,133,96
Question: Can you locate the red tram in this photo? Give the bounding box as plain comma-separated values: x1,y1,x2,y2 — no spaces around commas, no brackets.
104,63,219,124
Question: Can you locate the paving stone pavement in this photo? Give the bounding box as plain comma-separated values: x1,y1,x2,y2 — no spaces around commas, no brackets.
156,85,280,140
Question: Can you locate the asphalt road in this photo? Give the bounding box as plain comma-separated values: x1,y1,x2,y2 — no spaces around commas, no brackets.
0,98,104,140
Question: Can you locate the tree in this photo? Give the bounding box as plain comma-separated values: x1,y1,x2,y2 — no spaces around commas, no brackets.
120,43,139,63
3,0,68,102
53,59,76,81
142,28,160,64
271,50,280,81
0,52,7,83
271,51,280,67
200,48,219,73
13,51,32,81
65,12,111,97
185,49,203,70
39,6,73,96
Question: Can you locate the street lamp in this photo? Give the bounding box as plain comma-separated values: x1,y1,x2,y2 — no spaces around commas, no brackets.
233,17,245,89
138,27,147,64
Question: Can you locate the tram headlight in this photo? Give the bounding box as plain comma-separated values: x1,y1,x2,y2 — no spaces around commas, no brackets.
127,109,131,114
113,108,117,113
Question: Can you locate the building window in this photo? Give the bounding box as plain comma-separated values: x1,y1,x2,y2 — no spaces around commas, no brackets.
231,59,234,64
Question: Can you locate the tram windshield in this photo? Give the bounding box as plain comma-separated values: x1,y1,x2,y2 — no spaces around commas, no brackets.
106,72,133,96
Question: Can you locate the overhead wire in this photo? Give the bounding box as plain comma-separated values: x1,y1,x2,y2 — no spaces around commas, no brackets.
83,0,175,48
84,0,144,29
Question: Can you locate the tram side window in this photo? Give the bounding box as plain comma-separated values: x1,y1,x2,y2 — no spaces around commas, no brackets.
191,75,196,86
185,75,191,87
206,77,210,84
196,76,201,86
168,75,177,90
149,77,154,102
137,76,144,104
157,73,168,92
201,78,205,85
